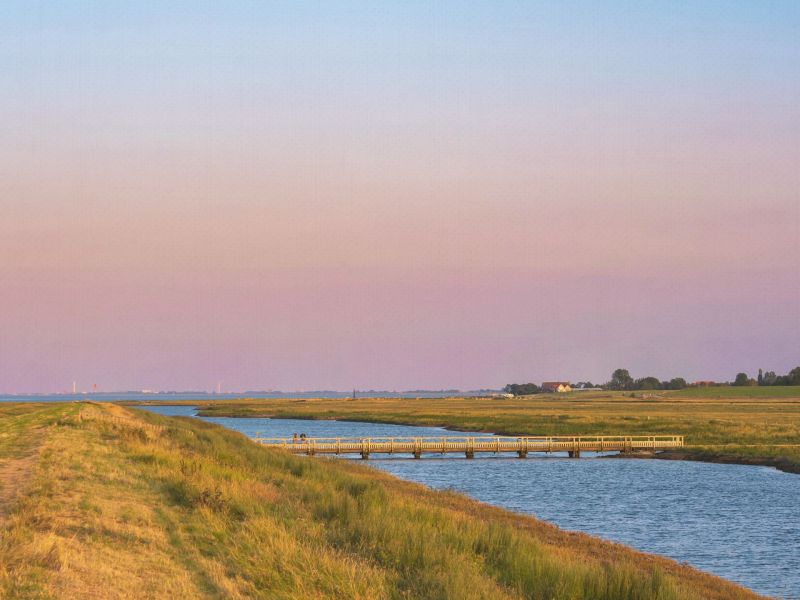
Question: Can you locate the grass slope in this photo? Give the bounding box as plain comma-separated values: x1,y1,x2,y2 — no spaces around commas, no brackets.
183,391,800,473
0,402,760,599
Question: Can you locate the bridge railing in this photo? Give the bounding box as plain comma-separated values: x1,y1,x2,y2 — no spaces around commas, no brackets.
252,435,684,441
252,434,684,449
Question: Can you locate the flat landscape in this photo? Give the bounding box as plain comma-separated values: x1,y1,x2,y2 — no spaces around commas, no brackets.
4,1,798,597
0,402,763,599
161,387,800,474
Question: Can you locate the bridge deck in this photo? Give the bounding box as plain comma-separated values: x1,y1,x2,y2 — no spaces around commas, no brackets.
253,435,684,458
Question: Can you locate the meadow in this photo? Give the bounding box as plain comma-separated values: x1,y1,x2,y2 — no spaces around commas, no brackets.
0,402,761,599
184,388,800,473
670,385,800,399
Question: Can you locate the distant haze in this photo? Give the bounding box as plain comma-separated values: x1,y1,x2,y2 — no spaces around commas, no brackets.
1,2,798,393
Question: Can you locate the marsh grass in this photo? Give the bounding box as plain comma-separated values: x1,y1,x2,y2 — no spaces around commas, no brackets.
0,403,763,599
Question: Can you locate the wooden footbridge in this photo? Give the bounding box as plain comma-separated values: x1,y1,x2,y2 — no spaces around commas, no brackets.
253,435,684,459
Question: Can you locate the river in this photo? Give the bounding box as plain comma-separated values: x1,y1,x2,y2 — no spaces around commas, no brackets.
141,405,799,598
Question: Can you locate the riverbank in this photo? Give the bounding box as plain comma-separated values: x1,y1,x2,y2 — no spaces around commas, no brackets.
617,448,800,474
0,402,762,599
147,391,800,475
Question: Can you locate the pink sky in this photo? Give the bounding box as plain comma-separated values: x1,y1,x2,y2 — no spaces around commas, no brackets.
1,2,798,392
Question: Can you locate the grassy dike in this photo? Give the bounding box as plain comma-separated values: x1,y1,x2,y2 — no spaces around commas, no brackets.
184,390,800,474
0,403,762,599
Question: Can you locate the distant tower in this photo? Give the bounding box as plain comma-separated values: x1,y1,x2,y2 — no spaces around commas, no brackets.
92,383,97,394
217,381,222,394
73,381,77,394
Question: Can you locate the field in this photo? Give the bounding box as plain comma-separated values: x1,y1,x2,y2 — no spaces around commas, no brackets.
0,402,761,599
670,385,800,399
179,388,800,473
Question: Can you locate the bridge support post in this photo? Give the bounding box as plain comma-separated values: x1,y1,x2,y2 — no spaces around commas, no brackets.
360,452,369,460
465,450,474,459
568,450,581,458
517,450,527,459
413,451,421,459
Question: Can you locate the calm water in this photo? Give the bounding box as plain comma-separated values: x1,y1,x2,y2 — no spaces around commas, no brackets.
142,406,799,598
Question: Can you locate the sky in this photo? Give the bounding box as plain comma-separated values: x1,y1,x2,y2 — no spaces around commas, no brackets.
1,1,799,393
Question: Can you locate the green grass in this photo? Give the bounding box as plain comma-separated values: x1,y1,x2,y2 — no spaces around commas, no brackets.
178,390,800,473
670,385,800,399
0,402,761,599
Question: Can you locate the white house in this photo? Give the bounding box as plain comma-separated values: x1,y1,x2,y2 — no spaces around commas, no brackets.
541,382,572,393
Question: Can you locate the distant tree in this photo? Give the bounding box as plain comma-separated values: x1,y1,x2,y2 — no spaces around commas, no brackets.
503,383,540,396
757,368,764,385
667,377,688,390
635,376,661,390
789,367,800,386
608,369,634,391
733,372,750,387
763,371,778,386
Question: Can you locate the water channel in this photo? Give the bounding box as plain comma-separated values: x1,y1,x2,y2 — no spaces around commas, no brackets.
141,406,799,598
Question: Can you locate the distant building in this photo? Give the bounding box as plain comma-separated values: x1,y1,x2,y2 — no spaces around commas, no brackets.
541,382,572,393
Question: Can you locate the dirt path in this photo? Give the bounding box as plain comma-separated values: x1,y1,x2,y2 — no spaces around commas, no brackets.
0,440,43,523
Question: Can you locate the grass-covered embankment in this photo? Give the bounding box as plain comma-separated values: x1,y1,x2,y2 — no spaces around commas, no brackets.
0,402,761,599
181,389,800,474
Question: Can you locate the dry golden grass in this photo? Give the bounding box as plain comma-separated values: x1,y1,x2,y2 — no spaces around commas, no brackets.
1,402,764,599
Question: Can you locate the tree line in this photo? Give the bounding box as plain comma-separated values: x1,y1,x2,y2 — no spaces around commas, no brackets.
504,365,800,396
503,369,688,396
604,369,687,391
734,367,800,387
502,383,542,396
